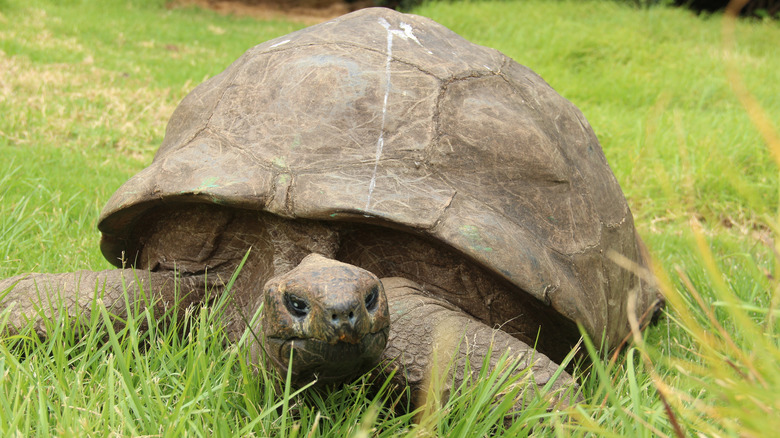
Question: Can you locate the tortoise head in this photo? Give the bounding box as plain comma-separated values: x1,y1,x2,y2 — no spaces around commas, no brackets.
261,253,390,386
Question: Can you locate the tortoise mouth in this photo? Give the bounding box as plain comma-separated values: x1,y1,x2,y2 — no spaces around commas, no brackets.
266,328,389,386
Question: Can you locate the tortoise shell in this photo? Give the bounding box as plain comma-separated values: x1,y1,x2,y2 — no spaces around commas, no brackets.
98,7,659,347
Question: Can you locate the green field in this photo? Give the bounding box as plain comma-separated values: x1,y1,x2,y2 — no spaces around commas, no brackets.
1,0,778,435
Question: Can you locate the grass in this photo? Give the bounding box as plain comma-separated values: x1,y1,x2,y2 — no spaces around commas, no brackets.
0,0,778,435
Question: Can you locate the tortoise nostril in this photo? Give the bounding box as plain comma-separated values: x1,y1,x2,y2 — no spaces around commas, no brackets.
330,308,358,327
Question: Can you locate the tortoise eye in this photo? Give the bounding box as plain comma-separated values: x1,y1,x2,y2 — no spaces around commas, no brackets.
284,293,309,318
365,285,379,312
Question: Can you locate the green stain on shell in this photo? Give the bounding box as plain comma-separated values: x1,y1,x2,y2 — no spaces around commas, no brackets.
459,224,493,252
191,176,220,194
273,156,287,169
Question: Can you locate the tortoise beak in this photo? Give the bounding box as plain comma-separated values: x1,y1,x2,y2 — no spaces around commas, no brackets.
264,327,390,387
337,332,361,344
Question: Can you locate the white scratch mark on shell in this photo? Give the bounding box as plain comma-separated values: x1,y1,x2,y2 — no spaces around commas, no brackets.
366,18,431,212
270,39,291,48
365,19,393,211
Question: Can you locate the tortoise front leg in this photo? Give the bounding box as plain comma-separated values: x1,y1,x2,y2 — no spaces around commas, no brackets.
379,277,580,415
0,269,210,337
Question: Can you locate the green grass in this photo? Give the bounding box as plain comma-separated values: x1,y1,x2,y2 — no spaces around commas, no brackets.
1,0,779,435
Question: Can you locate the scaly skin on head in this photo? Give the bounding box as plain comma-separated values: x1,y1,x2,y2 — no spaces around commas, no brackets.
257,254,390,386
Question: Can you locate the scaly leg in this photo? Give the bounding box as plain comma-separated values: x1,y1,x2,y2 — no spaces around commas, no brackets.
379,277,580,414
0,270,211,337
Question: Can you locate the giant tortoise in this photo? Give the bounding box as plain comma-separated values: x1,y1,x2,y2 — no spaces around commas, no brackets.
0,7,661,409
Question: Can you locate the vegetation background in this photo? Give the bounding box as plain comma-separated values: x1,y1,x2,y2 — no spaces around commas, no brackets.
0,0,778,436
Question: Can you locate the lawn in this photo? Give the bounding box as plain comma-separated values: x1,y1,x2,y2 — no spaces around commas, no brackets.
0,0,778,436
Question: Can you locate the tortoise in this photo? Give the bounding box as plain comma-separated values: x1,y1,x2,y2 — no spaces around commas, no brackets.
0,7,661,408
